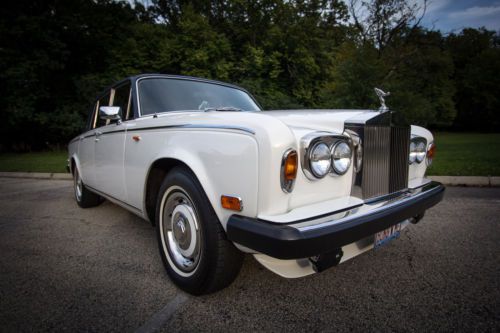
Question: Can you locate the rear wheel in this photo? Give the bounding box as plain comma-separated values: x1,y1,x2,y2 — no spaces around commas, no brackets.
73,167,101,208
156,167,243,295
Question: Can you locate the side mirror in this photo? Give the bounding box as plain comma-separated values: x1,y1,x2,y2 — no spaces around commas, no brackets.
99,106,121,121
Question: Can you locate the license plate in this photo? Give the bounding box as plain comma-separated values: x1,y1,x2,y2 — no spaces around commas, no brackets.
374,223,402,249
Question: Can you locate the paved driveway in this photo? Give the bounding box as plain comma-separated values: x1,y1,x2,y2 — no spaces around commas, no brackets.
0,178,499,332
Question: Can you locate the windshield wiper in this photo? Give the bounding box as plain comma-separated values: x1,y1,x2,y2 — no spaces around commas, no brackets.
204,106,242,112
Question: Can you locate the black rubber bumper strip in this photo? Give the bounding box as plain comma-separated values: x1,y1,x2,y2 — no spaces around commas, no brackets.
227,182,445,260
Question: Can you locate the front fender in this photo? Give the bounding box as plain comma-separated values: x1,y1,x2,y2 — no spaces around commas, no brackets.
141,130,259,229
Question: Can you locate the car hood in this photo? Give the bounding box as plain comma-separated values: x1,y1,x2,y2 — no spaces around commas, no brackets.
130,109,378,147
258,109,374,133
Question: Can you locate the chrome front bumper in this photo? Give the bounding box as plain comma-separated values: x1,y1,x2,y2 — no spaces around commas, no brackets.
227,181,445,260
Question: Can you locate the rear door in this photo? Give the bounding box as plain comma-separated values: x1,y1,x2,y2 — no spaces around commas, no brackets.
93,82,130,201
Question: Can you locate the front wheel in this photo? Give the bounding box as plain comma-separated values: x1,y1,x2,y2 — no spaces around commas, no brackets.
156,167,243,295
73,167,101,208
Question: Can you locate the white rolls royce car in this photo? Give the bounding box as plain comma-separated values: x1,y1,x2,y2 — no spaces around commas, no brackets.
68,74,444,295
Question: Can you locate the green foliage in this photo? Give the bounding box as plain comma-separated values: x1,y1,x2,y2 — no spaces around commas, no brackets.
0,0,498,151
427,133,500,176
0,151,68,173
447,29,500,130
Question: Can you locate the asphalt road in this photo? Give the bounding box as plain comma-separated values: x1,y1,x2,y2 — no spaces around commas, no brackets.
0,178,499,332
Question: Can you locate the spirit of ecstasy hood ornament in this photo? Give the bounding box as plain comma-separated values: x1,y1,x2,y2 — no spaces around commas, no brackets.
374,88,390,112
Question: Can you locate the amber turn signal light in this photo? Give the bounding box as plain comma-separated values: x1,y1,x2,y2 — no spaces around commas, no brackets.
281,149,298,193
284,150,298,181
426,142,436,166
221,195,243,211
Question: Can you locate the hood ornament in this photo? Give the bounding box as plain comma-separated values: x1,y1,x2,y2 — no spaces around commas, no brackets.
374,88,390,112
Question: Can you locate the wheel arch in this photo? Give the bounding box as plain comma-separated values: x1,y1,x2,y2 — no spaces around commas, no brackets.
144,158,209,225
70,154,82,177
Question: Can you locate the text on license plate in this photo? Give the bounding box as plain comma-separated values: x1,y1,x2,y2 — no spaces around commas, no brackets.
374,223,402,249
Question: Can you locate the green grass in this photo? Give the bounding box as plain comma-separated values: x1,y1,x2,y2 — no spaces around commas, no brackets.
0,133,498,175
427,132,500,176
0,151,68,173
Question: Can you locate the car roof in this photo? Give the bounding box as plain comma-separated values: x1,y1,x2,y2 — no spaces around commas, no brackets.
130,74,246,91
96,74,250,98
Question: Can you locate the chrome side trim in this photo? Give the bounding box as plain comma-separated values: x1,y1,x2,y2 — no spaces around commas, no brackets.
86,184,143,216
73,124,256,139
177,124,255,135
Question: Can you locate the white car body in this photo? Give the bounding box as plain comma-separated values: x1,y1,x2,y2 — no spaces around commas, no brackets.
68,74,444,282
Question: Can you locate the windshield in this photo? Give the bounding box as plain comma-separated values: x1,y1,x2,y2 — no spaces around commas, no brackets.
138,78,261,116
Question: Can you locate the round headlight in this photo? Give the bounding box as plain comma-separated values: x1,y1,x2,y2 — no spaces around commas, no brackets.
415,141,426,163
409,141,417,164
331,141,352,175
309,142,331,178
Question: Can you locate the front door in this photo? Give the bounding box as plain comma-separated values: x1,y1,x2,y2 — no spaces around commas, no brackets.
93,83,131,202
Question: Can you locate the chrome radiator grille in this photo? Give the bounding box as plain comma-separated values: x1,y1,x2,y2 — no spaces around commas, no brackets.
389,126,410,193
362,126,391,198
349,124,410,199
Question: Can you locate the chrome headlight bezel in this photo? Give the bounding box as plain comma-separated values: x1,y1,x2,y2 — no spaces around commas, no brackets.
300,132,353,180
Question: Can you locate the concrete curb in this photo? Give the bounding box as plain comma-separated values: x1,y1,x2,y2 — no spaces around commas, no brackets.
0,172,72,180
428,176,499,187
0,172,498,186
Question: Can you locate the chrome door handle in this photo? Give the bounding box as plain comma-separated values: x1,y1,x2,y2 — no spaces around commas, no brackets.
95,131,102,142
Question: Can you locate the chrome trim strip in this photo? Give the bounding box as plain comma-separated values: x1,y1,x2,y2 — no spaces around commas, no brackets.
86,185,142,214
293,182,441,232
177,124,255,135
74,124,255,140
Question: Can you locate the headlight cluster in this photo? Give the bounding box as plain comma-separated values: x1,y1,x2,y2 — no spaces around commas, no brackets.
307,139,352,179
409,137,427,164
309,142,331,177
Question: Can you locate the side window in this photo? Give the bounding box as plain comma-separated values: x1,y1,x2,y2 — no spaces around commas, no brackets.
111,82,132,121
94,92,111,128
87,102,98,131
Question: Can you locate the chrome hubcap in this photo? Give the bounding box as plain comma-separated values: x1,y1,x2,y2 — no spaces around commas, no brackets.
162,190,201,273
